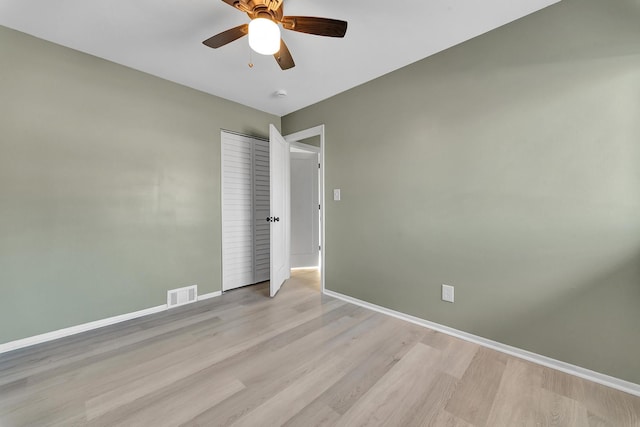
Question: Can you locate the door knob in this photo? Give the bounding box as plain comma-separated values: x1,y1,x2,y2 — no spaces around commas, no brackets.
274,217,280,222
265,217,272,222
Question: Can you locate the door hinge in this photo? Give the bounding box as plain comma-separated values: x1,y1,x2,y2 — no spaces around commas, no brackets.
318,163,321,169
319,245,321,251
319,204,321,210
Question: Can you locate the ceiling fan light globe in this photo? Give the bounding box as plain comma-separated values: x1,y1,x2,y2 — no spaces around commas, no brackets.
248,18,280,55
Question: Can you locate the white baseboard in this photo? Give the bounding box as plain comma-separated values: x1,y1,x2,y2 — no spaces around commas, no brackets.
0,305,166,355
0,290,223,355
198,291,222,301
323,289,640,398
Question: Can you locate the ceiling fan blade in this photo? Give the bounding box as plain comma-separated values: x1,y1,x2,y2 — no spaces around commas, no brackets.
202,24,249,48
274,39,295,70
281,16,347,37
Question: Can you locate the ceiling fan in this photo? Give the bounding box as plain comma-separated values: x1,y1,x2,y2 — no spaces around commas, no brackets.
202,0,348,70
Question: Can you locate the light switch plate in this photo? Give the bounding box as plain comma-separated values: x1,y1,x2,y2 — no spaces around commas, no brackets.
333,189,341,201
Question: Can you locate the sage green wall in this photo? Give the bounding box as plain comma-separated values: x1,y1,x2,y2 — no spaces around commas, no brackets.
0,26,279,344
283,0,640,383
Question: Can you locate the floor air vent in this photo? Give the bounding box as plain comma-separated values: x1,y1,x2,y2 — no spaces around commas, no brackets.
167,285,197,308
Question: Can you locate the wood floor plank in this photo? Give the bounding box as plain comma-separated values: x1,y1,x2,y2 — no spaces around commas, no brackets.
228,352,349,427
319,319,427,415
487,358,590,426
234,310,377,387
427,409,476,427
201,303,367,380
392,372,461,427
422,329,479,379
182,353,332,426
83,363,245,426
282,400,341,427
541,365,640,426
486,357,543,426
334,342,442,426
444,346,508,426
109,376,244,427
587,411,613,427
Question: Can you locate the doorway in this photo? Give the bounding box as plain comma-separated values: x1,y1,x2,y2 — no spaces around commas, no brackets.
283,125,326,293
289,142,320,269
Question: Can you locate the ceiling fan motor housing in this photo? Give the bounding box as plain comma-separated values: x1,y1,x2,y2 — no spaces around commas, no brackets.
233,0,284,19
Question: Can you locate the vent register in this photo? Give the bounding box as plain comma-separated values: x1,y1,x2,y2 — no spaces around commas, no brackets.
167,285,198,308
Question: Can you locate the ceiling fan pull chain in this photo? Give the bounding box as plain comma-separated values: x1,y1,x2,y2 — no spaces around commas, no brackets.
248,45,254,68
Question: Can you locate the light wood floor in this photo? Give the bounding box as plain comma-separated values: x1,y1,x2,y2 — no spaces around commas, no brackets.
1,269,639,426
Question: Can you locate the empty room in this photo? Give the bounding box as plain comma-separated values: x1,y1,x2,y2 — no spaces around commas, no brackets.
1,0,639,425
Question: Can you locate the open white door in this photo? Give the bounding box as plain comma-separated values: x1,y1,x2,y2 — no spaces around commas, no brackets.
269,125,290,297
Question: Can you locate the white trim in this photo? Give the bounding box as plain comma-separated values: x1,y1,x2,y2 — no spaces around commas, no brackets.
0,291,223,355
0,305,166,354
320,126,325,294
198,291,222,301
284,125,324,143
289,140,320,153
323,289,640,398
220,130,228,292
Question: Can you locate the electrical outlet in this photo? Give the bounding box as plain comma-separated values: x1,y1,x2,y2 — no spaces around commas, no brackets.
442,284,454,303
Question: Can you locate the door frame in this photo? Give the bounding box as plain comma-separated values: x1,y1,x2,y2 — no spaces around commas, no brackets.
284,125,326,293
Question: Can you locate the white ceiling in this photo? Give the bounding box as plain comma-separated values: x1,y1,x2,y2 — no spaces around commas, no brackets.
0,0,559,116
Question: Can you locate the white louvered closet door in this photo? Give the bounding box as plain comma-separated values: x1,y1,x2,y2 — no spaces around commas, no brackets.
221,132,270,291
253,140,270,283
